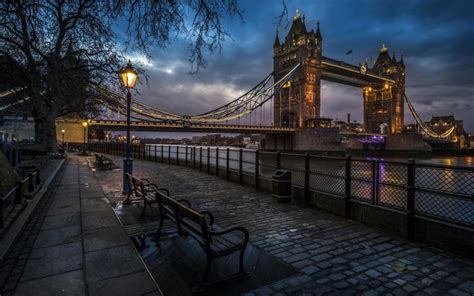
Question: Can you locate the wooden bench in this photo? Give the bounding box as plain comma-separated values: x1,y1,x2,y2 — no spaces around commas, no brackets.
125,173,170,217
94,153,113,170
155,190,249,291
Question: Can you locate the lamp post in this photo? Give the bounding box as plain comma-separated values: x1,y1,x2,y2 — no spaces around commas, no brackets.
82,122,88,154
119,60,138,194
61,129,66,145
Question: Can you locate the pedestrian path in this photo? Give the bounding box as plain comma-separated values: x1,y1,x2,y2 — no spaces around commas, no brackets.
1,155,160,296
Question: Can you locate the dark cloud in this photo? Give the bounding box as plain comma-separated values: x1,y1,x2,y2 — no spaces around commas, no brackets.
126,0,474,133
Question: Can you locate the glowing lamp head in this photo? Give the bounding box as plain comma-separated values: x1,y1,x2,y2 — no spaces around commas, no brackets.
384,83,389,89
120,60,138,89
61,129,66,133
82,121,88,128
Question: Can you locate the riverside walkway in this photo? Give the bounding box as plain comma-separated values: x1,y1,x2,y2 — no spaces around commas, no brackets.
93,154,473,296
0,155,160,296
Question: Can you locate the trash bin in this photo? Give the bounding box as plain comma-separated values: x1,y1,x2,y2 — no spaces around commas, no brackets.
272,169,292,202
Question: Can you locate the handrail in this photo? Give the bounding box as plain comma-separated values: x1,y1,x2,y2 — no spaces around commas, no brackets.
0,169,41,229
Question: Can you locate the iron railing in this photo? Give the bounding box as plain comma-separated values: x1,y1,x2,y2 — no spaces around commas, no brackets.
0,169,41,229
89,143,474,233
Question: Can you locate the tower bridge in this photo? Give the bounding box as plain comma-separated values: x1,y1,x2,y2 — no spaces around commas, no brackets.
0,10,456,149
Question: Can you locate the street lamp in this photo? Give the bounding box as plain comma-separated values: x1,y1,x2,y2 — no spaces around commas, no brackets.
119,60,138,194
61,129,66,145
82,121,88,153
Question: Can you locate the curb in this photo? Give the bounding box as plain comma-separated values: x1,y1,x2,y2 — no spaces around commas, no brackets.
0,159,66,260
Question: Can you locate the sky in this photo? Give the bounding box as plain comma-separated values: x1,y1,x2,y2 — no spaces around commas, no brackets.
120,0,474,137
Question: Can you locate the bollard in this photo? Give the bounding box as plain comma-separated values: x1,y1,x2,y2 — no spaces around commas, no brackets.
276,151,281,169
168,145,171,164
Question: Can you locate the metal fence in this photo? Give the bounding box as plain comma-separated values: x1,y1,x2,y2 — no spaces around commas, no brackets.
89,143,474,231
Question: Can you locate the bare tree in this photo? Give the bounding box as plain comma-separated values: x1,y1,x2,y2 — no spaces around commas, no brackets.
0,0,242,152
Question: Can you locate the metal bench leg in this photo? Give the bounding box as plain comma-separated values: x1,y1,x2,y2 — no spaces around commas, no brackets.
140,200,147,219
194,255,212,292
124,191,132,204
239,247,249,277
155,215,165,242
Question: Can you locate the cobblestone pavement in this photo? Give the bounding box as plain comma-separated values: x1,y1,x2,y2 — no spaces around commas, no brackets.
96,155,474,296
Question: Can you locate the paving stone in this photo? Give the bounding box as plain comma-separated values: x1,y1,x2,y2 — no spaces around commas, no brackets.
88,271,157,296
459,281,474,294
33,225,81,249
41,212,81,231
299,265,319,275
366,270,381,279
83,225,129,252
14,270,85,296
21,242,83,281
85,245,145,283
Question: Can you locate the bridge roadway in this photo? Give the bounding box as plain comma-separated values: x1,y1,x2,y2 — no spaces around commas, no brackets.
88,120,395,137
88,120,295,134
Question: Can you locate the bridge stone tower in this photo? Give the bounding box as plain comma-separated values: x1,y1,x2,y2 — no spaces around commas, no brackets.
363,45,406,134
273,10,322,128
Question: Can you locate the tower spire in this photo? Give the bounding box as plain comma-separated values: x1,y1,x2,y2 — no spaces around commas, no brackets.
273,30,280,48
316,21,322,40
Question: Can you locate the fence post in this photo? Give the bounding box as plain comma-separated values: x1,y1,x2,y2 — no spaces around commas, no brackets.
28,176,34,192
14,182,22,204
154,145,157,162
161,145,164,162
185,146,188,166
193,147,196,169
215,148,219,176
255,150,260,190
226,148,230,181
0,200,3,228
345,156,352,219
199,147,203,171
372,160,378,205
176,146,179,165
276,151,281,169
35,171,41,185
207,147,210,174
168,145,171,164
304,153,310,207
407,159,416,242
239,149,243,184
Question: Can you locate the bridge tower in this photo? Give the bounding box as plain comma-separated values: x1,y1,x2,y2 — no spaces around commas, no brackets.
273,10,322,128
363,45,406,134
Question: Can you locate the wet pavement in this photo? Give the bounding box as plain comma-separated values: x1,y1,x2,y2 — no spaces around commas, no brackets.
93,154,474,296
0,155,160,296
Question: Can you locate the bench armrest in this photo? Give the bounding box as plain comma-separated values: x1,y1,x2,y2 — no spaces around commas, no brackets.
157,188,170,196
143,183,159,192
176,198,191,207
208,226,249,244
199,210,215,225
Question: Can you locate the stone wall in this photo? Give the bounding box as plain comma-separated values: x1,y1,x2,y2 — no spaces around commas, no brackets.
385,133,431,151
292,128,344,152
